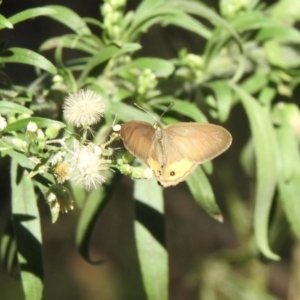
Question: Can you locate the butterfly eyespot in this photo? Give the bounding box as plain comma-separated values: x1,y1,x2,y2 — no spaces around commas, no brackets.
170,171,175,176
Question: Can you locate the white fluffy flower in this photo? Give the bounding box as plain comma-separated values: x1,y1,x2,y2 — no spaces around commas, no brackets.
63,89,105,128
69,141,109,191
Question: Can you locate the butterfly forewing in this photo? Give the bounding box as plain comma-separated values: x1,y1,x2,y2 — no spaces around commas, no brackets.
120,121,157,162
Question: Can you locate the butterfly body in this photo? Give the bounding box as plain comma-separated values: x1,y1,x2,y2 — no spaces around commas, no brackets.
120,120,232,187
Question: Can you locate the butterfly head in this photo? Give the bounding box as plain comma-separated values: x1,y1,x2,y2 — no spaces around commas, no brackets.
153,121,164,140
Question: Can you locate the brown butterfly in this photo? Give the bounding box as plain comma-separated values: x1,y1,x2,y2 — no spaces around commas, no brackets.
120,120,232,187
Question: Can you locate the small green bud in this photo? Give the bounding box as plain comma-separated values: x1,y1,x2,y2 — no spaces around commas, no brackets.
116,0,126,7
37,129,45,141
27,121,38,133
101,3,113,15
26,121,38,144
45,123,61,139
119,163,132,175
122,152,135,164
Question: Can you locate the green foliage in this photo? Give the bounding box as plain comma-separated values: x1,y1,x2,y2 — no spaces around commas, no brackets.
1,0,300,298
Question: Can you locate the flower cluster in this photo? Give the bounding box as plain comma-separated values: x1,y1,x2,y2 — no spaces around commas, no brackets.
101,0,126,41
61,89,110,191
40,89,111,222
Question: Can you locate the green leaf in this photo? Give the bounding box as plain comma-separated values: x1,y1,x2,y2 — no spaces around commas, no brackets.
0,100,33,115
6,7,56,28
76,173,122,263
3,117,65,133
225,11,289,37
0,139,12,151
270,0,300,23
241,69,269,96
230,83,279,260
134,221,168,300
122,1,174,42
0,232,18,277
171,100,208,122
78,43,141,83
278,174,300,241
178,1,242,64
186,166,223,221
6,150,35,170
44,5,91,35
0,47,57,74
264,41,300,68
274,104,300,240
110,102,157,123
0,14,13,29
134,177,164,213
133,178,167,299
40,34,101,55
256,25,300,43
178,0,239,40
150,97,208,122
76,187,107,263
161,12,211,39
258,86,276,107
208,80,232,122
11,159,43,299
116,58,175,78
273,104,299,182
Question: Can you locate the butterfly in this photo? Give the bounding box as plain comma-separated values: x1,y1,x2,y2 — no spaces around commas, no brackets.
120,120,232,187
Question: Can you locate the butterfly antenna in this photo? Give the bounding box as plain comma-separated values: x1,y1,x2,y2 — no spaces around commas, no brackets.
134,102,173,122
112,114,118,126
134,103,157,121
159,103,173,121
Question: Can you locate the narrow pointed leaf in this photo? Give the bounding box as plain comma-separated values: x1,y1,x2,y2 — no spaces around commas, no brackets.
116,58,174,78
0,47,57,74
162,12,211,39
275,104,300,240
45,5,91,35
0,101,33,115
208,80,232,122
3,117,65,133
76,174,122,263
7,7,56,28
76,187,107,264
230,83,279,260
278,174,300,241
186,166,222,221
134,221,168,300
78,43,141,83
0,14,13,29
150,97,208,122
111,102,156,123
134,179,167,300
11,159,43,299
